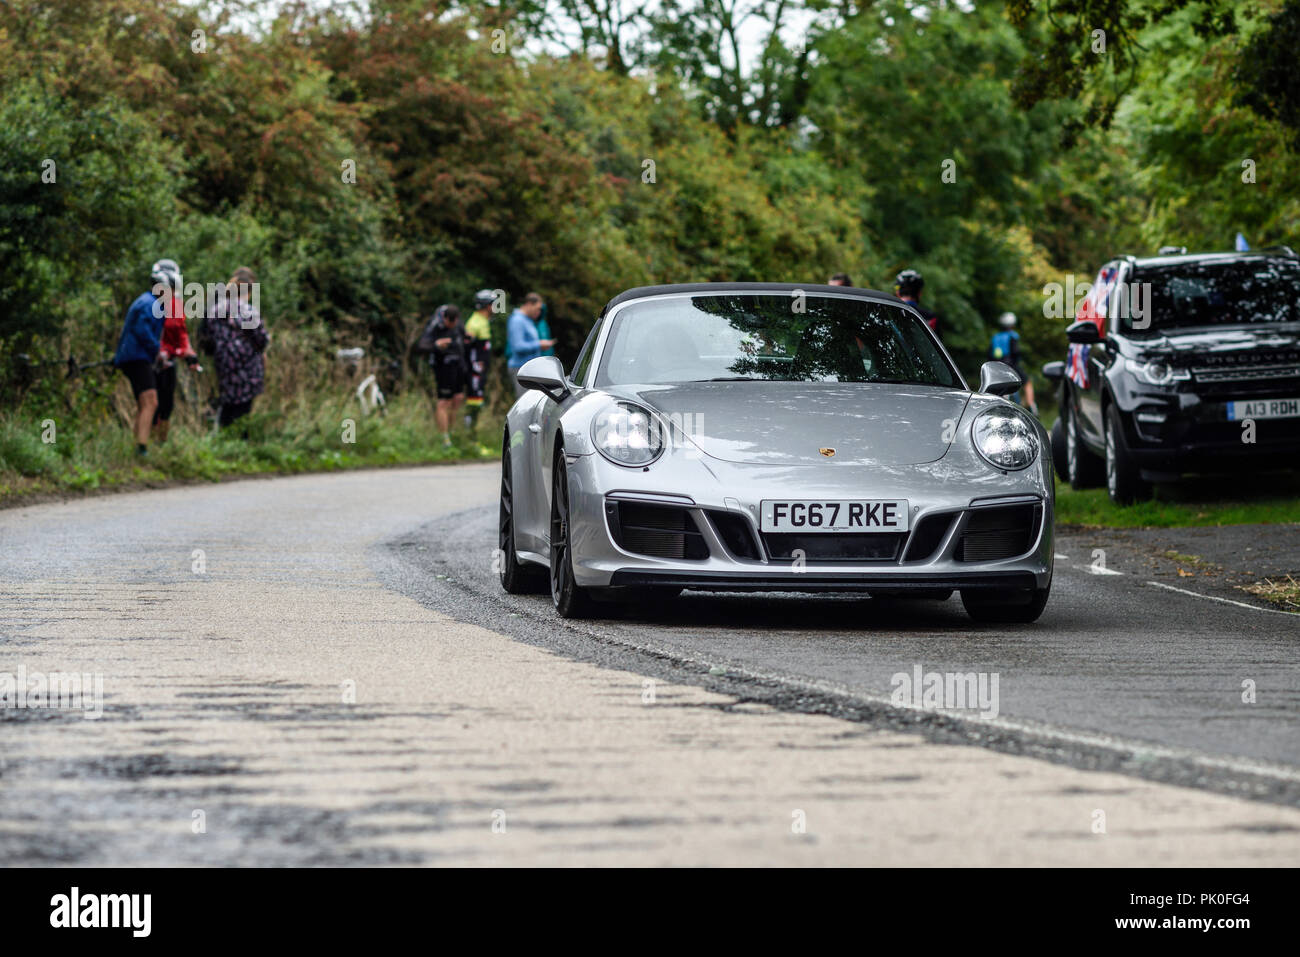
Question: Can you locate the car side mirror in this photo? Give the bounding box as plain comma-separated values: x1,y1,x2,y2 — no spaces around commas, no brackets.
516,355,569,401
1041,360,1065,383
1066,320,1102,345
978,361,1023,396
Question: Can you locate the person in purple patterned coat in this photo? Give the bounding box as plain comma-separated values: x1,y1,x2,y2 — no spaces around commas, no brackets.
208,266,269,428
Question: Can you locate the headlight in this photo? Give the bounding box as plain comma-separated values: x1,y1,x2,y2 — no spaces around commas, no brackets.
592,402,665,467
971,407,1038,471
1132,358,1190,386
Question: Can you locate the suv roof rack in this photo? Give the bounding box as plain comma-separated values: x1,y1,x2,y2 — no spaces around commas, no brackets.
1123,245,1298,264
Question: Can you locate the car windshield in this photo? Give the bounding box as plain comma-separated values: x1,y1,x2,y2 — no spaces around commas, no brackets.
595,293,960,388
1124,258,1300,333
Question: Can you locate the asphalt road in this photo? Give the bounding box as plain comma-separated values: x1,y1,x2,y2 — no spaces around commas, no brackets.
390,500,1300,778
4,463,1299,866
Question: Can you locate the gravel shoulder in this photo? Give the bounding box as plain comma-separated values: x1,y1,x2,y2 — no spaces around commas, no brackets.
1057,523,1299,611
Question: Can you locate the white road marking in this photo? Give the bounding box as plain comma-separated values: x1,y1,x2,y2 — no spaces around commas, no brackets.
1145,580,1294,616
1083,564,1123,575
1054,553,1069,560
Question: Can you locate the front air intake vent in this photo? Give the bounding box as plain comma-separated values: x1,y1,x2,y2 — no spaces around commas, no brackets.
903,512,956,563
607,502,708,560
762,533,905,563
956,504,1040,562
703,510,761,560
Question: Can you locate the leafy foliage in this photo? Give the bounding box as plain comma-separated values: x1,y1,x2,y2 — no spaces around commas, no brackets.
2,0,1298,499
1235,0,1300,146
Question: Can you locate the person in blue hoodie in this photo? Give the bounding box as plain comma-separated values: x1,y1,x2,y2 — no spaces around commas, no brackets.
506,292,555,397
989,311,1037,414
114,259,177,455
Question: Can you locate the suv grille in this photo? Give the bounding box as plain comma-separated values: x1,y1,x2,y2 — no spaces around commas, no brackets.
1192,363,1300,384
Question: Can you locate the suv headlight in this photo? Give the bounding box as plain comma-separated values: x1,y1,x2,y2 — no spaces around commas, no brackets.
1132,358,1191,386
592,402,665,467
972,407,1038,471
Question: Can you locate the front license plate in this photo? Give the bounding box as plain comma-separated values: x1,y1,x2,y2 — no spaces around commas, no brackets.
760,500,910,533
1227,398,1300,421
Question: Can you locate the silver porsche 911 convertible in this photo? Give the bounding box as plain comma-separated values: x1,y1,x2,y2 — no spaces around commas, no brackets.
499,283,1053,622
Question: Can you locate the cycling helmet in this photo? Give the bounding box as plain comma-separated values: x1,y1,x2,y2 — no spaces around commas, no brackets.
894,269,924,297
998,311,1017,329
151,258,181,288
473,289,496,309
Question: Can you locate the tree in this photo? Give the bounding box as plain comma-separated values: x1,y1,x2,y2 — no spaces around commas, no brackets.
1005,0,1236,140
1236,0,1300,147
0,82,175,343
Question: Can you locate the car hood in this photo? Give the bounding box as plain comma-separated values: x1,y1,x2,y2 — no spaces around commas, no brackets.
605,381,971,466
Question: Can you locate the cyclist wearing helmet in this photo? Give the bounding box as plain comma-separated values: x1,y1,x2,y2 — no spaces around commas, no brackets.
894,269,940,339
464,289,495,419
989,311,1037,414
155,265,201,444
113,259,177,455
419,303,467,446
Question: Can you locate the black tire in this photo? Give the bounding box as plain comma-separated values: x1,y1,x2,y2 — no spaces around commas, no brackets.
499,436,548,594
1049,416,1068,481
1064,397,1104,490
961,581,1051,623
1104,406,1152,505
550,453,599,618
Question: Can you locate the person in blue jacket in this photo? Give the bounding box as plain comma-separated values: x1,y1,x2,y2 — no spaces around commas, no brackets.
113,259,178,455
506,292,555,397
989,311,1037,414
535,302,556,358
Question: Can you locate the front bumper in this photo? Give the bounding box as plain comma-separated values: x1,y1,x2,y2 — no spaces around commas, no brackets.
563,448,1054,593
1115,389,1300,477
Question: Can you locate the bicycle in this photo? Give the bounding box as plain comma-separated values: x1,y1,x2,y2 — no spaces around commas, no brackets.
335,347,386,416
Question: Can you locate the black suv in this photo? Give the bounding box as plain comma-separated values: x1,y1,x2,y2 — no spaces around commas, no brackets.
1045,248,1300,503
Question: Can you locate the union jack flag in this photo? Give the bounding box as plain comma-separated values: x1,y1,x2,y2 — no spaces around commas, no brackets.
1067,343,1090,389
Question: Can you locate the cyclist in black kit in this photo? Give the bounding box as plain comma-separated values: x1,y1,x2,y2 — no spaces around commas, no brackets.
418,304,467,446
895,269,941,340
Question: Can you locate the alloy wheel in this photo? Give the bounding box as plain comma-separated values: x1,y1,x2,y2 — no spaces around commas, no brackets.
499,448,514,580
1066,408,1079,483
549,461,570,606
1105,418,1117,499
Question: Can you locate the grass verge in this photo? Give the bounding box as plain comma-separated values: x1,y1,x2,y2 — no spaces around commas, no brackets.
0,391,498,509
1238,576,1300,611
1054,474,1300,528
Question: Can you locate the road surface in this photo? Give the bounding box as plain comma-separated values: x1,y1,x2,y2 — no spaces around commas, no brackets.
2,464,1298,865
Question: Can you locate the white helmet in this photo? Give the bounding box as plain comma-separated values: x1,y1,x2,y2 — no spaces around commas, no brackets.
998,311,1017,329
150,258,181,293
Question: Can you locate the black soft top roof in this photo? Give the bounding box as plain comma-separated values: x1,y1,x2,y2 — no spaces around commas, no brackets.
600,282,903,317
